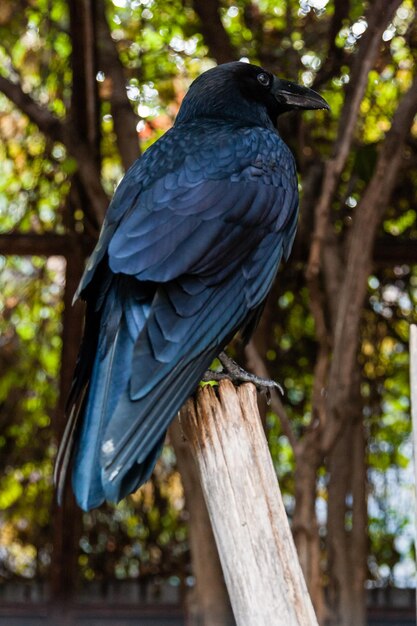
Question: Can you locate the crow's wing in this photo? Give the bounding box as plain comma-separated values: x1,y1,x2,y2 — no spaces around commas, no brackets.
67,122,298,508
97,126,298,498
76,121,296,296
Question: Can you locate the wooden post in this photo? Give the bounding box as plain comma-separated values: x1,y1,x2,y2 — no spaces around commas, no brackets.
179,379,318,626
409,324,417,620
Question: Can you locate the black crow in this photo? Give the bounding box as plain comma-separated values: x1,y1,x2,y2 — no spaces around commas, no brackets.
54,62,328,510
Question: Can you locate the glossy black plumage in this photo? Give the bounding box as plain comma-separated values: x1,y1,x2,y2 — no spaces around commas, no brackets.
54,62,328,510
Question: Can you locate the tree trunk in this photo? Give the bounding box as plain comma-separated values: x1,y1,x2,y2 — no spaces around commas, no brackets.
169,420,235,626
96,0,140,170
326,372,367,626
350,416,367,626
51,0,104,607
327,422,354,626
292,449,325,624
51,253,84,607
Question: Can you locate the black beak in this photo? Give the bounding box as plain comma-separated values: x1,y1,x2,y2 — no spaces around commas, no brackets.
272,78,329,111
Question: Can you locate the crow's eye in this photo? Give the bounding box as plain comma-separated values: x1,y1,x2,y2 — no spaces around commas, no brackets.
257,72,271,88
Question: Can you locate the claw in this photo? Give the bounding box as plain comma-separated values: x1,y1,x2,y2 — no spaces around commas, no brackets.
203,352,283,395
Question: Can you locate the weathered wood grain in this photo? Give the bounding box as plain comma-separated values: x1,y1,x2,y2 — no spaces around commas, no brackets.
179,379,318,626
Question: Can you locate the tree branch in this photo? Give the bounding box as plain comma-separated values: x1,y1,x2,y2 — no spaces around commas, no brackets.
0,233,94,257
69,0,100,160
0,73,108,226
63,132,109,227
322,71,417,452
306,0,403,281
244,340,298,451
313,0,350,89
96,0,140,170
192,0,238,64
0,75,65,143
303,0,403,444
0,229,413,264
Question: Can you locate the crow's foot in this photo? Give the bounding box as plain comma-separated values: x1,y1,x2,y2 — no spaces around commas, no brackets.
202,351,283,397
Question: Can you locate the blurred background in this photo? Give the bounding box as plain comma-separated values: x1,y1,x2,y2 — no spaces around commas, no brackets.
0,0,416,624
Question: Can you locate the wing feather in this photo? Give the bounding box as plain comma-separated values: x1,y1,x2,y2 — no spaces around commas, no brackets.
60,120,300,509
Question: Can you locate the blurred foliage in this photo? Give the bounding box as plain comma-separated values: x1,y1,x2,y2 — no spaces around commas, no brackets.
0,255,63,579
79,450,189,585
0,0,416,597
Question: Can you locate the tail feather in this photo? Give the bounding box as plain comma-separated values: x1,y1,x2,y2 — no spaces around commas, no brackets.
102,434,165,504
58,270,248,511
72,320,135,510
54,299,100,504
54,385,88,505
101,345,221,495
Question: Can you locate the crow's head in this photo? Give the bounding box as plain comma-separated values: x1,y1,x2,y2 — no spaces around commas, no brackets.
175,62,329,129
